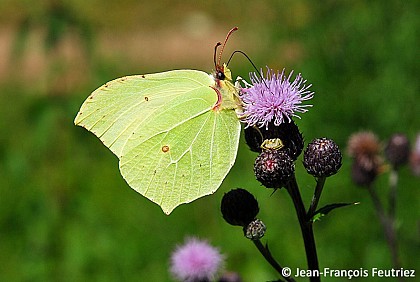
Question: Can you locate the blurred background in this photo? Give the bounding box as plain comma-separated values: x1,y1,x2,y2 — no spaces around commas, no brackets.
0,0,419,281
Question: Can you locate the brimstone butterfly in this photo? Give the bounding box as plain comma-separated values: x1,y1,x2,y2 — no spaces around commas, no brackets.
74,28,242,214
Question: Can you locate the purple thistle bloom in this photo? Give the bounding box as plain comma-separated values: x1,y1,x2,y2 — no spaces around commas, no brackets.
170,237,224,282
240,67,314,129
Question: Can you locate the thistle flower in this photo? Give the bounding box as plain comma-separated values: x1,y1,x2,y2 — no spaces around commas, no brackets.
240,67,314,129
170,237,224,282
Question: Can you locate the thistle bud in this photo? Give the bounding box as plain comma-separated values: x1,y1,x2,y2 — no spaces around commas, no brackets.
244,126,264,153
244,219,266,240
303,138,342,177
385,133,410,169
276,120,304,161
351,160,378,186
221,189,259,227
254,149,295,189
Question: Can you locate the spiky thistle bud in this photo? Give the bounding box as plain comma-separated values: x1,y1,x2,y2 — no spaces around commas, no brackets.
244,219,266,240
303,138,342,177
254,149,295,188
221,189,259,227
385,133,410,169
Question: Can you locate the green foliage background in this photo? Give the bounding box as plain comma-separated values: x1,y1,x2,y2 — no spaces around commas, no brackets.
0,0,418,281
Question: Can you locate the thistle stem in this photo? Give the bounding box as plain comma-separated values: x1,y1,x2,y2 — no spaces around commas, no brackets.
388,169,398,220
252,239,295,282
366,184,402,279
307,177,326,219
286,176,320,282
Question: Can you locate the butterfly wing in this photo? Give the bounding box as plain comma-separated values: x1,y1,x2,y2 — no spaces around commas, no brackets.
74,70,241,214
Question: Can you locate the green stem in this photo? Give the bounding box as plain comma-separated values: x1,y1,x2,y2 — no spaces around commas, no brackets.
388,169,398,220
252,239,296,282
307,177,326,220
286,176,320,282
366,184,402,280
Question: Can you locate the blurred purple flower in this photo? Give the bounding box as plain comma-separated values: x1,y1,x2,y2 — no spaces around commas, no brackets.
170,237,224,282
410,134,420,177
240,67,314,129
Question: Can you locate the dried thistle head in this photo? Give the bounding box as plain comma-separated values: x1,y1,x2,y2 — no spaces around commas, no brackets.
347,131,381,159
347,132,384,170
347,131,384,186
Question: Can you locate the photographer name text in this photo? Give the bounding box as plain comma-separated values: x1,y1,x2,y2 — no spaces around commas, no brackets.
281,267,416,279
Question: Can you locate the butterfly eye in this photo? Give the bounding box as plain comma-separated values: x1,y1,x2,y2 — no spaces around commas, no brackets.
216,70,226,80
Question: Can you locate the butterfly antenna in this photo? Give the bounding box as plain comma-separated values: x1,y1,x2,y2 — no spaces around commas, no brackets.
217,27,238,67
227,49,270,89
213,42,222,69
227,50,261,77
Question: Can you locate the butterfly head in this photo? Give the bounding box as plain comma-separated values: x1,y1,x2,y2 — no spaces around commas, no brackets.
214,63,232,82
211,28,240,112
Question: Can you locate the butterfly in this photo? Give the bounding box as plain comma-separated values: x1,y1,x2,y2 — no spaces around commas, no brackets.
74,27,242,214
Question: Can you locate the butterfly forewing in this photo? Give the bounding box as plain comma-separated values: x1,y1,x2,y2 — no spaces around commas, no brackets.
74,70,216,157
